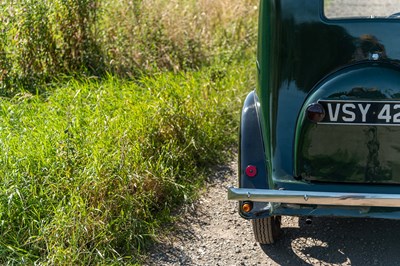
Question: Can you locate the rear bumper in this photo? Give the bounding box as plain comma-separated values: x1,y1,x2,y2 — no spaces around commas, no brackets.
228,187,400,207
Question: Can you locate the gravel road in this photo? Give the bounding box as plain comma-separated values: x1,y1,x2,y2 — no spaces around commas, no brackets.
147,2,400,265
147,160,400,266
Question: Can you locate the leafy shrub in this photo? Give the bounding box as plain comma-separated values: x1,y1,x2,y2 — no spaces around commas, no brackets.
0,0,257,94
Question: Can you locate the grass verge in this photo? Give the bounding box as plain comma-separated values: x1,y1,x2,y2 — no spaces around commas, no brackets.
0,59,254,264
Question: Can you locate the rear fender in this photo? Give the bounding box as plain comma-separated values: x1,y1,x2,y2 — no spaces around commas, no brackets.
238,91,271,218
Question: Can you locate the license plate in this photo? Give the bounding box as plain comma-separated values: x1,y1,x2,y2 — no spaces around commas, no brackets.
318,100,400,125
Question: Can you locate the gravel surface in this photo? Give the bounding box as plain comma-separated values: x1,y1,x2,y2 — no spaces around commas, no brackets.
147,2,400,265
147,160,400,265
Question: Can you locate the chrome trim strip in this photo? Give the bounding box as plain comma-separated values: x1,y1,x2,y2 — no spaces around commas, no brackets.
228,187,400,207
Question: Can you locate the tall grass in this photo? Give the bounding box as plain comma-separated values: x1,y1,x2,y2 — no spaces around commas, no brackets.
0,60,254,264
0,0,258,263
99,0,258,72
0,0,258,95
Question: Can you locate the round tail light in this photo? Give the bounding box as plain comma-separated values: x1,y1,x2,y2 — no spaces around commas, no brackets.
245,165,257,177
306,103,325,123
242,202,253,213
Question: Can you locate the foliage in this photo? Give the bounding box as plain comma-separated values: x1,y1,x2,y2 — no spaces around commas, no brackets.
0,0,258,263
0,59,253,264
0,0,258,95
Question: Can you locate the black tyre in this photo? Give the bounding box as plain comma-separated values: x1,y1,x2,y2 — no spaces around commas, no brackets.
251,216,282,244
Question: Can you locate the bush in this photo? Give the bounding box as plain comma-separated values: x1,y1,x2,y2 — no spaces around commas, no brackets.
0,0,258,95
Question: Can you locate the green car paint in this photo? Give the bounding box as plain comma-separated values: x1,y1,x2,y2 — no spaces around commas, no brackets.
237,0,400,219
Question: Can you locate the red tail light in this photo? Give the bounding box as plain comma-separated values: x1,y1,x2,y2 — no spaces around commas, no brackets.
245,165,257,177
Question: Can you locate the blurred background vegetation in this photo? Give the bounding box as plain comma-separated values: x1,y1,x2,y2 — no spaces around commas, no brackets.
0,0,258,264
0,0,257,95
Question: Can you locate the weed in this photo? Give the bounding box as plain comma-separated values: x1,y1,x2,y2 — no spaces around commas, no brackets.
0,59,254,263
0,0,258,94
0,0,258,263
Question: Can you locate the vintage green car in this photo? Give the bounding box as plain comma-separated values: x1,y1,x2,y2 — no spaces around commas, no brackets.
228,0,400,244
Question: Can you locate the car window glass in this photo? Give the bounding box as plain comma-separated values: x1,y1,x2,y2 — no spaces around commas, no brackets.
324,0,400,19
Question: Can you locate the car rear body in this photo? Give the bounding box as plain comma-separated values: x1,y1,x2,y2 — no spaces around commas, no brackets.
228,0,400,220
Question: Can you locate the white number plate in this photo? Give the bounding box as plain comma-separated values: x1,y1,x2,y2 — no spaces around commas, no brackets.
318,100,400,125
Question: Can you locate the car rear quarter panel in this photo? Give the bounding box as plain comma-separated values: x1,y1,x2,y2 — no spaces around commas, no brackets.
256,0,400,187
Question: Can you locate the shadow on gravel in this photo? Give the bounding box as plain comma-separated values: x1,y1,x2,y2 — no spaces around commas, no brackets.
260,217,400,265
148,245,194,266
147,203,212,265
206,163,236,183
147,163,235,265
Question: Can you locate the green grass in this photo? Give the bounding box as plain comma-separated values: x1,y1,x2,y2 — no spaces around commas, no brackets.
0,0,258,95
0,0,259,263
0,59,254,264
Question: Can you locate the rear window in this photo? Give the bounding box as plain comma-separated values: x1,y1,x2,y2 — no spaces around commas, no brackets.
324,0,400,19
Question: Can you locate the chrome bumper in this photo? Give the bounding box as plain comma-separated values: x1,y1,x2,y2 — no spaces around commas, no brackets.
228,187,400,207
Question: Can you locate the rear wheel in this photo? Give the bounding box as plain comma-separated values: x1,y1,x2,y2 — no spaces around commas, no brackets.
251,216,282,244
